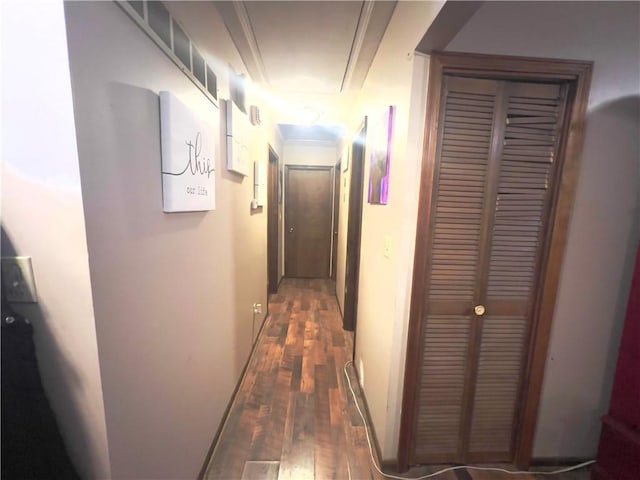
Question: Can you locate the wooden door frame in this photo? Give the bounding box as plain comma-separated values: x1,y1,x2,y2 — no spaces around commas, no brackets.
331,161,341,280
284,164,333,278
343,119,367,332
267,146,279,295
398,52,592,470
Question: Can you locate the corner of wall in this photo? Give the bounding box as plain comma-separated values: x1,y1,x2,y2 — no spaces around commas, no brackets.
2,1,111,477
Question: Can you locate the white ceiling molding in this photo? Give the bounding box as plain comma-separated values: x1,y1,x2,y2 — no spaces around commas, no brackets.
279,124,344,144
214,2,265,84
283,138,340,148
340,1,374,92
214,1,396,95
341,1,397,92
231,1,268,85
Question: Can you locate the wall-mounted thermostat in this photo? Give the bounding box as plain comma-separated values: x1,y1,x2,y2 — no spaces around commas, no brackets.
249,105,261,126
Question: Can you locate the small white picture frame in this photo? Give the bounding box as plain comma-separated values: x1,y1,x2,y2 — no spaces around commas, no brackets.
254,161,267,207
226,99,251,176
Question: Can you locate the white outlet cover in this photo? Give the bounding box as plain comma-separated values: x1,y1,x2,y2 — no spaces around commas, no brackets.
1,256,37,303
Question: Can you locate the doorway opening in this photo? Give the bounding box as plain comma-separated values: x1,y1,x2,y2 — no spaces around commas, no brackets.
343,119,367,333
267,146,280,295
284,165,333,278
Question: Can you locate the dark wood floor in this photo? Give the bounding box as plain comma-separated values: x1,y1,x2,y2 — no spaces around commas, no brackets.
204,279,591,480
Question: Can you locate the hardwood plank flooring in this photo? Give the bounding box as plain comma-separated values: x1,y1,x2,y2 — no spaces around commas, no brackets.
205,279,375,480
204,279,591,480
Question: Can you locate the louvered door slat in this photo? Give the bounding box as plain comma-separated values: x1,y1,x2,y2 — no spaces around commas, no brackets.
469,316,528,454
417,314,471,457
416,77,498,461
468,82,565,458
414,75,569,465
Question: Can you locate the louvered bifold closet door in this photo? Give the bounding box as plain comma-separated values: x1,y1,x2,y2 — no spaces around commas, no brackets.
467,81,567,460
415,76,499,462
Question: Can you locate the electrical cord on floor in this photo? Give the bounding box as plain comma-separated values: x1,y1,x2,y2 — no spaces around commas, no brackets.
342,361,595,479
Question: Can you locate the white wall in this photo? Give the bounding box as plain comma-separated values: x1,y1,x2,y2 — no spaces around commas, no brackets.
1,1,111,478
169,0,285,313
64,1,279,477
344,1,444,460
446,0,640,459
282,142,339,166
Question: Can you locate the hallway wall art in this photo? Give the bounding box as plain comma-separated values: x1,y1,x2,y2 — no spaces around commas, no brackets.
368,105,395,205
160,91,218,212
225,99,251,176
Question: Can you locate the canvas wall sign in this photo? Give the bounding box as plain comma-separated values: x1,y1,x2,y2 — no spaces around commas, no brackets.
160,91,218,212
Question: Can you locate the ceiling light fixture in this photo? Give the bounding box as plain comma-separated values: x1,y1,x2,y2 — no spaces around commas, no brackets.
296,106,320,126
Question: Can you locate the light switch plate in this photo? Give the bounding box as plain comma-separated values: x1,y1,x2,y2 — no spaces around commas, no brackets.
1,256,38,303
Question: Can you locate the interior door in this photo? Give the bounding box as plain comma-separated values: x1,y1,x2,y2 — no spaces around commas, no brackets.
410,75,569,464
343,120,366,332
284,166,333,278
267,147,279,294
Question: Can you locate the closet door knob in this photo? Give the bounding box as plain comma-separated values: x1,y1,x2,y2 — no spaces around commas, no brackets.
474,305,486,316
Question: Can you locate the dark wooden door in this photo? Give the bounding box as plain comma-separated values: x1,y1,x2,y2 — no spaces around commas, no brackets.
343,120,366,332
285,166,333,278
267,147,279,294
407,75,570,464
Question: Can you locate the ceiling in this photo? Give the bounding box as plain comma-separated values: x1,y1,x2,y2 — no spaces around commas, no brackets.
243,1,362,95
278,124,346,143
214,1,397,135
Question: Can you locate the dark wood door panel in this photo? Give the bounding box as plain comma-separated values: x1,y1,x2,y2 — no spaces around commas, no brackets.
408,70,576,466
399,53,592,472
468,81,568,460
343,120,367,332
285,166,332,278
267,147,279,294
415,76,498,461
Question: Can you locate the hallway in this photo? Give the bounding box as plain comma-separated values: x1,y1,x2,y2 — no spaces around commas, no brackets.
3,1,639,477
204,279,592,480
204,278,376,479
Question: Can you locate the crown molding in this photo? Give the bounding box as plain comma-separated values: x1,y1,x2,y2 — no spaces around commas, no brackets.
214,1,267,84
232,1,268,84
216,1,396,94
342,0,397,92
341,0,375,92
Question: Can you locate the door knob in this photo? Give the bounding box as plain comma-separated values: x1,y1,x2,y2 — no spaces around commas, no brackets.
474,305,486,316
289,227,294,233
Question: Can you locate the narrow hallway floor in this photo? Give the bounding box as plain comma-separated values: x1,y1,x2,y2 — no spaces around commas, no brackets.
205,278,375,480
204,279,591,480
